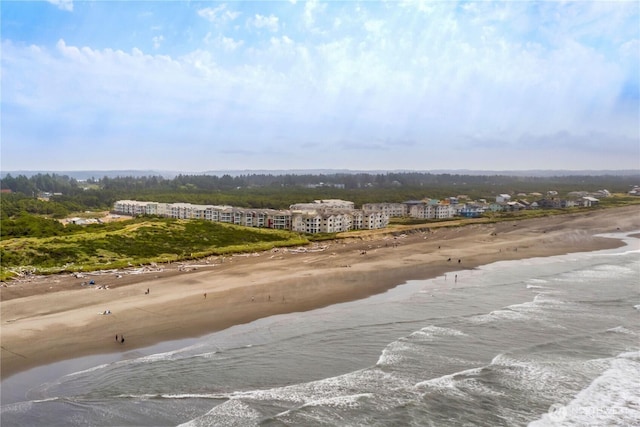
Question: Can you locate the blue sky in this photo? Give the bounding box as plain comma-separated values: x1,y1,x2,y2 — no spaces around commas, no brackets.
1,0,639,172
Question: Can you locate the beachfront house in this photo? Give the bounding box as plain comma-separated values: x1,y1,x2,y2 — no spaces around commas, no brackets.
496,194,511,203
579,196,600,207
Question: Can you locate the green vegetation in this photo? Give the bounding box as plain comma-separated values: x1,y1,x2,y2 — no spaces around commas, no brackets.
597,194,640,208
1,172,638,281
0,218,308,280
2,172,639,214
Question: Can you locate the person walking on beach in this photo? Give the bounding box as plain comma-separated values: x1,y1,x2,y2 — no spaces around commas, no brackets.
204,293,207,299
115,334,118,342
121,335,125,344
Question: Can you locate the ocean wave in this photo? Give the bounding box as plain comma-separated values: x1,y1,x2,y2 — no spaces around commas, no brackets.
605,326,637,335
114,392,229,400
375,341,411,367
64,363,111,378
555,263,638,283
297,392,373,409
488,353,587,399
469,294,572,325
410,325,467,339
529,351,640,426
414,366,482,392
134,348,184,363
176,368,408,426
178,398,262,427
161,393,229,400
525,278,549,289
376,325,467,367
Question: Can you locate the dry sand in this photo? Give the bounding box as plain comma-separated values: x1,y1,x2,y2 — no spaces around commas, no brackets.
2,206,639,379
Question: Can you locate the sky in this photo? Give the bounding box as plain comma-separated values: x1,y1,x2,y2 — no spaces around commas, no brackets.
1,0,639,173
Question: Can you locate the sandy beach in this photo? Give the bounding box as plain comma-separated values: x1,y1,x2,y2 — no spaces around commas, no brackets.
2,205,639,379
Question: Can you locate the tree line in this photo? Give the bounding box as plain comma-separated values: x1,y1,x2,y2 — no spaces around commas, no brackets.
1,172,638,222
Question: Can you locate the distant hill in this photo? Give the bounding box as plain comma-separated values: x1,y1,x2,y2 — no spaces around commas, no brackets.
2,169,639,179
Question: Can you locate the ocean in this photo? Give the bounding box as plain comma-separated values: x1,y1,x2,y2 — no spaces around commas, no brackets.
2,232,639,426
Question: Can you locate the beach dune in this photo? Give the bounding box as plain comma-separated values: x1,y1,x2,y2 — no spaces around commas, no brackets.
2,206,639,379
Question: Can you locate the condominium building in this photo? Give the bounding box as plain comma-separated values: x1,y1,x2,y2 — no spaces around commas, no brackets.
113,200,386,233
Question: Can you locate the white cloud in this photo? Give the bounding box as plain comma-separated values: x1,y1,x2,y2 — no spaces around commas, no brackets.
152,35,164,50
249,14,279,32
221,36,243,51
2,1,638,171
198,4,240,23
46,0,73,12
204,33,244,51
619,39,640,59
303,0,327,30
363,20,384,34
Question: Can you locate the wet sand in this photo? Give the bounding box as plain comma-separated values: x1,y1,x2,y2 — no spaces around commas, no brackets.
2,206,639,379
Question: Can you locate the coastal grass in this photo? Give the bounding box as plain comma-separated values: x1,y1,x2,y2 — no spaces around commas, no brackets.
2,198,637,281
0,218,308,280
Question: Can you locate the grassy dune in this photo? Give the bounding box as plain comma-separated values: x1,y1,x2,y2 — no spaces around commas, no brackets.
0,218,308,280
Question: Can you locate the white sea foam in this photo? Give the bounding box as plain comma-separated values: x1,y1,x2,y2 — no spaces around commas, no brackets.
415,366,482,390
470,306,530,323
414,367,498,399
529,352,640,426
377,325,468,366
177,398,262,427
606,326,637,335
375,341,411,366
489,353,580,398
525,278,549,289
270,393,373,422
408,326,467,342
64,363,111,377
30,397,59,403
192,351,218,359
299,392,372,409
470,294,571,325
161,393,227,400
135,349,182,363
0,400,34,414
555,263,638,283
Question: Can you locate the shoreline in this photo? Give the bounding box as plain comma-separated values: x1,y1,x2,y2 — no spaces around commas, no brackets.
2,206,639,380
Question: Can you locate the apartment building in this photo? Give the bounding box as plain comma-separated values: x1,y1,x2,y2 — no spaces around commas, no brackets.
362,203,408,217
113,199,387,234
290,199,355,211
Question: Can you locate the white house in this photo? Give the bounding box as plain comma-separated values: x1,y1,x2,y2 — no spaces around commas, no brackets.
496,194,511,203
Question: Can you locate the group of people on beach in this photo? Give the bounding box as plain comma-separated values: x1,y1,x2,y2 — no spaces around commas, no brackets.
115,334,124,344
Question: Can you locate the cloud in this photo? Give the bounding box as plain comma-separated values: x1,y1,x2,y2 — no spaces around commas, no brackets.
2,1,638,171
363,20,384,34
46,0,73,12
303,0,327,30
203,33,244,51
152,35,164,50
198,4,240,23
249,14,279,32
221,36,243,51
